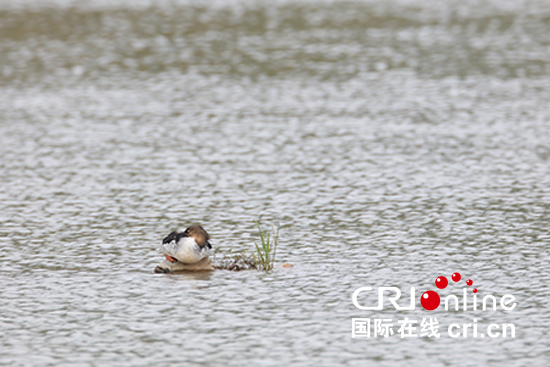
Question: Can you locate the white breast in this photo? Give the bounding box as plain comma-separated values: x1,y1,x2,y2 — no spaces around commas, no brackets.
160,236,210,264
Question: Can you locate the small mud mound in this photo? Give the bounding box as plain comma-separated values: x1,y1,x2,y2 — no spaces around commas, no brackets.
215,253,260,271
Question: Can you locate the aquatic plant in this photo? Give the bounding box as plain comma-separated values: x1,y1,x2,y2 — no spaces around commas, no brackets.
252,221,279,271
215,221,280,271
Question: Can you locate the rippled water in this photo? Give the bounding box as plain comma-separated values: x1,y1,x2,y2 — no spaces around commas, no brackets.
1,0,550,365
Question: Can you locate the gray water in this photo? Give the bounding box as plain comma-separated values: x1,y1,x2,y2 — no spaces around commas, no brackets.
1,0,550,365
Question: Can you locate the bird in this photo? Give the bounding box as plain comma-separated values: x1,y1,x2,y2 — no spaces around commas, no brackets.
154,225,215,273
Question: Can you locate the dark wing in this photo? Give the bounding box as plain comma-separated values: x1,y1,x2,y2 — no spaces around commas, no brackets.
162,230,189,244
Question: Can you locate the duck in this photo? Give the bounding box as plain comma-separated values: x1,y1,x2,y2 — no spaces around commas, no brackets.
154,225,215,273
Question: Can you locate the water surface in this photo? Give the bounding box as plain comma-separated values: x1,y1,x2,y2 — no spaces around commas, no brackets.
1,0,550,365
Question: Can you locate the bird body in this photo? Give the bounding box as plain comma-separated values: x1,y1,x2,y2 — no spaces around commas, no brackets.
154,225,215,273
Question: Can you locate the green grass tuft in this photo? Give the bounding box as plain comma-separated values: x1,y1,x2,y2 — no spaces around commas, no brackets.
253,221,279,271
214,221,280,271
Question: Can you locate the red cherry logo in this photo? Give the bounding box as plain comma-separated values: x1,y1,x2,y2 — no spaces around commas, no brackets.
452,272,461,282
420,291,440,311
466,279,473,286
435,276,448,289
473,288,477,293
